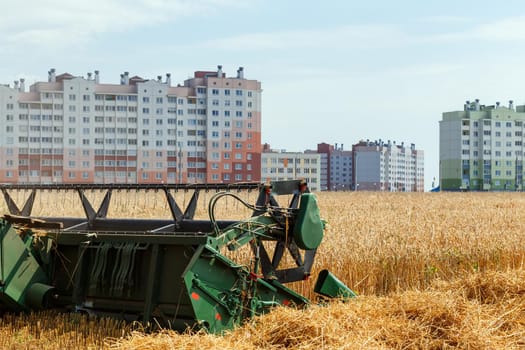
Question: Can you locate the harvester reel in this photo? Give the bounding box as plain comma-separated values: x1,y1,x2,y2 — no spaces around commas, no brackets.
208,181,319,284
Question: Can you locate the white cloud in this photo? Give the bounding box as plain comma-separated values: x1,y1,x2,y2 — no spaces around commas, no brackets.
418,15,472,24
190,14,525,53
0,0,248,49
7,28,90,47
189,14,525,54
385,63,465,77
197,24,413,51
425,16,525,43
472,16,525,40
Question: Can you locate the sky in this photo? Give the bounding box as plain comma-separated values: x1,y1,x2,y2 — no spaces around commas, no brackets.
2,0,525,190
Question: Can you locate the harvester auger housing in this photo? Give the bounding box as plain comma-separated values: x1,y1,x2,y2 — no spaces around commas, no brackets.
0,180,354,333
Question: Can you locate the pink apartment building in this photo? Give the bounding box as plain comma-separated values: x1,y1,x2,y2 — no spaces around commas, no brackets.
0,66,262,184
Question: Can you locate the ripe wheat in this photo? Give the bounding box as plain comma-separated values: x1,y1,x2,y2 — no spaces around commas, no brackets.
0,191,524,348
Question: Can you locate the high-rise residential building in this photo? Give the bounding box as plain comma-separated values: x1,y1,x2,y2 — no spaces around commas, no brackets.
314,143,352,191
315,143,333,191
440,99,525,191
261,145,321,191
352,140,424,192
329,144,352,191
0,66,261,184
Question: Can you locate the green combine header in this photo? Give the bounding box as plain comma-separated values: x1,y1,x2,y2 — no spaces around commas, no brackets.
0,180,354,333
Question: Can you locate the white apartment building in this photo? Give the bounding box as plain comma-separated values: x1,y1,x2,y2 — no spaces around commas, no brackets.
261,148,321,191
352,140,424,192
440,99,525,191
0,66,262,184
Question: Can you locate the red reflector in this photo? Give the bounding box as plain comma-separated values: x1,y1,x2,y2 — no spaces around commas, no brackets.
191,292,200,301
283,299,290,306
249,272,262,280
215,313,222,321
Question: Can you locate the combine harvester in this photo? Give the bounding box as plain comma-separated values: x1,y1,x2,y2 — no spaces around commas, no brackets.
0,180,354,333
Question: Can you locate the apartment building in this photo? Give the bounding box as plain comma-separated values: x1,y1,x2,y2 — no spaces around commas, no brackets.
352,140,424,191
440,99,525,191
261,145,321,191
314,143,352,191
0,66,261,184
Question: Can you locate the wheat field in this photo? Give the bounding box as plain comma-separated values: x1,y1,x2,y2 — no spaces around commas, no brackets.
1,190,525,348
